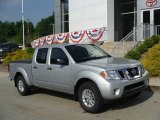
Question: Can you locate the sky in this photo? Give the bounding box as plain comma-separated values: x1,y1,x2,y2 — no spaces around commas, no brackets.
0,0,54,25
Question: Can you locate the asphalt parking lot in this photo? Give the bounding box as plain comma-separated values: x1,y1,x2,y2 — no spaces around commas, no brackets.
0,64,7,72
0,72,160,120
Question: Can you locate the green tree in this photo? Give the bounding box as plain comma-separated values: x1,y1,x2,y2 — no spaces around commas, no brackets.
0,35,7,44
0,21,15,43
0,20,35,44
0,13,55,45
35,14,54,37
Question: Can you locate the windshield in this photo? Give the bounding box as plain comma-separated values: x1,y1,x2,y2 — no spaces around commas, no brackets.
65,44,111,63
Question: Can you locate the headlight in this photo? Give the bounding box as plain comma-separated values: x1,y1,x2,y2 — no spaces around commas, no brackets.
0,49,3,52
100,70,120,80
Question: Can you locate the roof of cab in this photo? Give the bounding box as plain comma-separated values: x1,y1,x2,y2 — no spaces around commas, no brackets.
36,43,92,49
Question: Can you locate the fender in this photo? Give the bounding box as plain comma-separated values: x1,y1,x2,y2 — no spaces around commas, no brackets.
15,67,32,86
74,70,108,91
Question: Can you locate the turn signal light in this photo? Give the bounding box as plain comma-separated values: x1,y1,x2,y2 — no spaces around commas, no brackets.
100,71,107,79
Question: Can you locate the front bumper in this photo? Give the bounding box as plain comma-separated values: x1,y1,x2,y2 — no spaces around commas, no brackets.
99,71,149,100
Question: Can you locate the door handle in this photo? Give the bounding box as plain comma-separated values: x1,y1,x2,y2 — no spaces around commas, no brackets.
33,66,37,69
47,67,52,71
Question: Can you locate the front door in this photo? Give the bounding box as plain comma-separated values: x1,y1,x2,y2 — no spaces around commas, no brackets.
46,48,72,93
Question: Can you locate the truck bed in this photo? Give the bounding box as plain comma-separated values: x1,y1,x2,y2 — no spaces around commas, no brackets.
10,59,32,64
9,59,33,82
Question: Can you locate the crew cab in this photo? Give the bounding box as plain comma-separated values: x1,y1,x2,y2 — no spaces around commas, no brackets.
9,44,149,113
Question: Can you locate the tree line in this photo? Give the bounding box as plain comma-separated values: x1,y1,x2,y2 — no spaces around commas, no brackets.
0,13,54,46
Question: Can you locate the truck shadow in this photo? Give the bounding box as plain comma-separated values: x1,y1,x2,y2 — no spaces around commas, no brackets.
100,86,154,113
30,88,75,101
30,86,154,113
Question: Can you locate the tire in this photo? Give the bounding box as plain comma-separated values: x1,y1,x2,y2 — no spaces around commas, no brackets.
16,75,29,96
78,82,104,113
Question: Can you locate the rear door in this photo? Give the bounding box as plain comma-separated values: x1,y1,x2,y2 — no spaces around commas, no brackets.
32,48,52,87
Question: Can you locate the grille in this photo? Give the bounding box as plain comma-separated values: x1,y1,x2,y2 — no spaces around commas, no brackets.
117,66,141,80
127,67,139,77
118,71,125,79
124,81,145,91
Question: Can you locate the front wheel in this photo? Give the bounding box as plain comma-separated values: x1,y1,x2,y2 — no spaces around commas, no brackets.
78,82,104,113
16,75,30,96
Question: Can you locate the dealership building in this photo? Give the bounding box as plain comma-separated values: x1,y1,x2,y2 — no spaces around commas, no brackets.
54,0,160,42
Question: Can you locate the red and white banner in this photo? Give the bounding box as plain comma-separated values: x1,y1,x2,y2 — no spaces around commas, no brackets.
56,33,68,44
39,37,45,46
45,35,54,45
86,27,105,42
31,41,36,48
69,31,85,43
31,27,106,47
34,39,39,47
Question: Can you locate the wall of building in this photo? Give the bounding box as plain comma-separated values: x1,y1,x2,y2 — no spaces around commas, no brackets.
107,0,114,41
54,0,115,42
69,0,107,32
69,0,115,42
54,0,62,34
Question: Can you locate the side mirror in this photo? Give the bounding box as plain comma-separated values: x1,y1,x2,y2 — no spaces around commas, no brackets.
56,58,68,65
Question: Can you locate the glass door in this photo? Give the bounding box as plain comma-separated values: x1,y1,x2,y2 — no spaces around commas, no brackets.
154,9,160,35
141,8,160,40
142,10,151,39
143,11,150,23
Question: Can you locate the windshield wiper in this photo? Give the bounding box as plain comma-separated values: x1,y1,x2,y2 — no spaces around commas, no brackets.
76,57,91,63
76,55,110,63
90,55,111,60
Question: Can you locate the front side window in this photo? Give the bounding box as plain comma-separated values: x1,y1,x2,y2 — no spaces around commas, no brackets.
36,48,48,64
50,48,68,65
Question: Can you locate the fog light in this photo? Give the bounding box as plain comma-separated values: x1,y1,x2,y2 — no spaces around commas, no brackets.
113,88,120,95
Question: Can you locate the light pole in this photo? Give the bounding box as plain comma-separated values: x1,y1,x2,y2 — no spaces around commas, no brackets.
22,0,25,49
133,0,136,42
50,23,55,35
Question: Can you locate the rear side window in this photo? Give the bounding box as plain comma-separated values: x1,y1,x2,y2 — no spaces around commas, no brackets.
36,48,48,64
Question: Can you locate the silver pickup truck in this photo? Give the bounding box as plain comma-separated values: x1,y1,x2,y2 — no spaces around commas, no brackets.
9,44,149,113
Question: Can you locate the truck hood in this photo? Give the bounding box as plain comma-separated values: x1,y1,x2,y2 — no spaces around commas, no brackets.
79,57,140,70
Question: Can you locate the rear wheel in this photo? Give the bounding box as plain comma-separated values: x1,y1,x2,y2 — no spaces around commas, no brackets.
16,75,30,96
78,82,104,113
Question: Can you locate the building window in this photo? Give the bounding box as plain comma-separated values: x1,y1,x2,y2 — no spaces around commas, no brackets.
61,0,69,32
115,0,137,40
121,0,136,13
121,0,137,37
